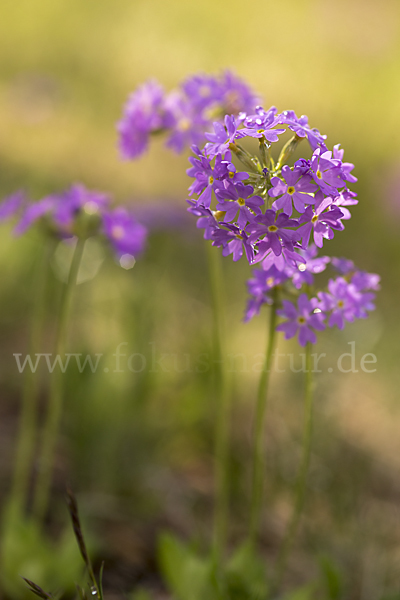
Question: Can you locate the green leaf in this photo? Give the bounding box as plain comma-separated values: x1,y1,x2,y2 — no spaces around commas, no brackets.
318,556,344,600
157,532,215,600
225,542,269,600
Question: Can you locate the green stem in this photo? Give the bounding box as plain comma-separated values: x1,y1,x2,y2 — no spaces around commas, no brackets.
9,241,54,517
207,244,230,568
274,342,314,589
33,237,85,524
248,290,278,547
274,135,302,173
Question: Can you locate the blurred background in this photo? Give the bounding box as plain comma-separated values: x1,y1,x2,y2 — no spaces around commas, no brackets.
0,0,399,598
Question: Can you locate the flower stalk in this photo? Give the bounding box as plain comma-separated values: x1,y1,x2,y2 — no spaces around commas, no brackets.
207,243,230,568
33,237,85,524
274,341,314,589
248,289,278,547
9,241,54,517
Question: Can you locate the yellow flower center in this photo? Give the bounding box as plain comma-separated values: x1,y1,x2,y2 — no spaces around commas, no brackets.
337,300,344,308
268,225,278,232
238,198,245,206
316,169,322,179
311,215,318,223
229,171,235,179
287,186,295,195
297,316,306,324
266,277,274,286
209,176,214,185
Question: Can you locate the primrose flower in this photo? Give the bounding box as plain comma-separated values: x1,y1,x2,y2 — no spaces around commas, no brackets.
118,71,258,160
247,210,300,260
331,256,355,275
186,199,220,240
0,191,25,221
310,149,347,195
241,106,286,143
268,165,316,216
102,208,147,258
276,294,326,346
163,91,209,153
317,277,375,329
285,245,330,289
351,270,380,292
332,190,358,220
244,265,290,322
118,80,166,160
14,196,57,236
204,115,245,158
281,111,327,151
297,197,344,248
211,223,254,262
215,181,263,229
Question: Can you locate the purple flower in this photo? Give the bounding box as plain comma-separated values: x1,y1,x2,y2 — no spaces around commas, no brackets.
204,115,245,158
0,191,25,221
215,181,263,228
181,73,223,111
241,105,286,143
187,147,247,208
163,92,208,153
280,111,327,151
333,144,357,183
258,246,306,271
310,149,347,195
268,166,316,216
331,256,355,275
297,196,344,248
218,70,260,114
317,277,375,329
15,185,111,238
276,294,326,346
53,185,110,230
118,80,165,159
14,196,56,235
247,210,300,259
244,265,290,322
102,207,147,258
211,223,254,262
332,190,358,220
285,244,330,289
351,270,380,292
186,199,220,240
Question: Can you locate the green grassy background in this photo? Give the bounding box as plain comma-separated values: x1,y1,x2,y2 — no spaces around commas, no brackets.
0,0,400,597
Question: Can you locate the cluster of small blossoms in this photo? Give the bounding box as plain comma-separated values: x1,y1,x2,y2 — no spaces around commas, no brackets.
118,71,259,159
245,246,379,346
186,104,379,345
0,185,147,264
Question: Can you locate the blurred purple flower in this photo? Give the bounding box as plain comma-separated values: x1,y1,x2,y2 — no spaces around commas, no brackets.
102,207,147,258
276,293,326,346
118,80,166,159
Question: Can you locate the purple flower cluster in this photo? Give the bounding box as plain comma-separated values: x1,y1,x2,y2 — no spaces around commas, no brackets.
118,71,259,159
244,248,379,346
184,98,378,346
0,185,147,262
187,105,356,270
